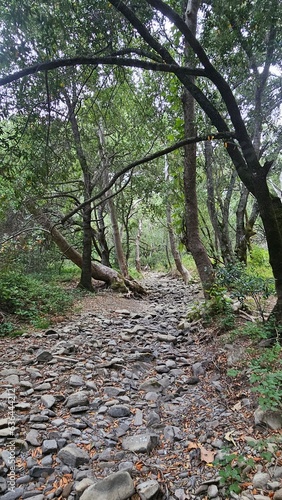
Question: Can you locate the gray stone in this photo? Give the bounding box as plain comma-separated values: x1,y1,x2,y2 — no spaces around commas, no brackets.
118,461,134,472
147,411,161,427
104,386,125,397
58,444,90,467
153,333,177,342
66,391,89,409
34,382,52,391
0,427,12,437
207,484,218,498
192,362,206,377
139,378,163,392
1,488,25,500
107,405,131,418
274,490,282,500
30,466,55,478
26,429,41,446
122,434,158,453
164,426,182,442
254,407,282,430
69,374,84,386
252,472,270,489
23,496,44,500
42,439,58,454
41,395,56,409
137,479,163,499
0,476,7,492
80,471,135,500
36,350,53,362
134,409,143,426
30,414,49,423
75,477,95,494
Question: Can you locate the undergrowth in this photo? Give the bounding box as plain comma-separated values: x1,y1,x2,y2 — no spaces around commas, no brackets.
0,271,75,336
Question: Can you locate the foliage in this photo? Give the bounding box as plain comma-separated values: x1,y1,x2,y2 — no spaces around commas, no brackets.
214,451,255,495
0,270,74,335
249,343,282,410
214,261,275,320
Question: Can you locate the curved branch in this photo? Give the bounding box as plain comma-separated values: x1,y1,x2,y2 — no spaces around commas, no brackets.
61,131,236,224
0,56,206,86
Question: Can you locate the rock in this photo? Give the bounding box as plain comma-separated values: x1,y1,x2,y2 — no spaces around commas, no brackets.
134,409,143,426
122,434,158,453
207,484,218,498
36,350,53,362
140,378,163,392
274,490,282,500
192,362,206,377
42,439,58,454
254,407,282,430
30,466,55,477
75,477,95,494
41,394,56,409
153,333,177,343
66,392,89,409
69,374,84,386
164,426,182,442
26,429,42,446
58,444,90,467
80,471,135,500
252,472,270,488
136,479,163,499
104,386,125,397
107,405,131,418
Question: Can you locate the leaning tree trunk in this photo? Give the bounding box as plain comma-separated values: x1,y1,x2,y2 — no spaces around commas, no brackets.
182,0,214,297
31,210,146,295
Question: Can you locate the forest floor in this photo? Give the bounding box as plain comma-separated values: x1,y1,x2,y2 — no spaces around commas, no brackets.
0,272,281,500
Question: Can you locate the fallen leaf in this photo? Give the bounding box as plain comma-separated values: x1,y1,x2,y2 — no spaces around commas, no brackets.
224,431,236,446
232,401,242,411
199,446,216,463
186,441,198,451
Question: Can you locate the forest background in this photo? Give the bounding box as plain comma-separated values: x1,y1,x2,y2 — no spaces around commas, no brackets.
0,0,281,337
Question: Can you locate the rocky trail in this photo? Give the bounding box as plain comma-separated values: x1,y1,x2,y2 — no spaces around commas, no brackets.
0,273,282,500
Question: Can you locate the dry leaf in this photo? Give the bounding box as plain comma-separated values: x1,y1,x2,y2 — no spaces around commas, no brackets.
224,431,236,446
186,441,198,451
199,446,215,463
232,401,242,411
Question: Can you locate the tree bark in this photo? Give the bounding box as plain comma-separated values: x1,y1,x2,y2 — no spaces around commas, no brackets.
64,89,94,291
182,0,214,296
135,219,142,273
97,122,129,278
166,204,191,284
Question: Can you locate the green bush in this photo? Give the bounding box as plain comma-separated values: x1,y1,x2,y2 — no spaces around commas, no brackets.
214,261,275,320
0,271,74,336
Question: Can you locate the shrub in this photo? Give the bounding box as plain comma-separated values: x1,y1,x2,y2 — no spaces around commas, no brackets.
0,271,74,336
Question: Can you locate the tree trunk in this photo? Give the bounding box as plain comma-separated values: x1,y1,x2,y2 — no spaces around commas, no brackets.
95,205,111,268
182,0,214,297
79,202,94,291
97,122,129,278
135,219,142,272
64,90,93,291
36,212,146,294
166,204,191,284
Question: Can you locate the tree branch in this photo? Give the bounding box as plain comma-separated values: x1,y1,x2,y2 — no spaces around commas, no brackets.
61,131,236,224
0,56,206,86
